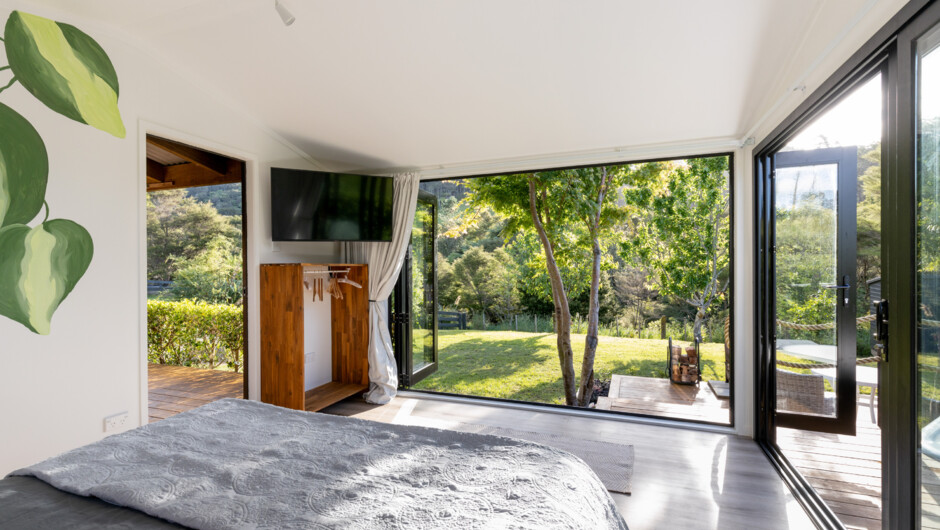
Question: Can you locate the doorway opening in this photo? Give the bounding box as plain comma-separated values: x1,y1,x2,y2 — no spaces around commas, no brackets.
762,72,884,528
144,135,247,422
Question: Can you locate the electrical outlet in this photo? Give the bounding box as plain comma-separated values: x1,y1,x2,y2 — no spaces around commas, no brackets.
103,411,128,433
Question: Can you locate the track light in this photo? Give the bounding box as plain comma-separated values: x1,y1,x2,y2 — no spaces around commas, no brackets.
275,0,295,26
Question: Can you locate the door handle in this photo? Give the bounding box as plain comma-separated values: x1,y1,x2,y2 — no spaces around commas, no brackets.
874,299,888,355
822,275,851,306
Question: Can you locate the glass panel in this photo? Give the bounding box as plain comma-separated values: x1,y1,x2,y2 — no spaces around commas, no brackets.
774,72,882,527
411,200,435,372
412,163,731,424
917,23,940,530
774,163,839,417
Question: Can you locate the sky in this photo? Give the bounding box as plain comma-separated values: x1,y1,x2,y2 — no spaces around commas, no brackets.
783,43,940,153
784,74,882,151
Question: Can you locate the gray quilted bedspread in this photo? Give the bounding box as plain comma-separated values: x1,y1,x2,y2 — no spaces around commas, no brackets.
13,399,627,530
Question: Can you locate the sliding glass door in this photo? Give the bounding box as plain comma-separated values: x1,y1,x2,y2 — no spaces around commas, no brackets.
898,5,940,527
756,3,940,527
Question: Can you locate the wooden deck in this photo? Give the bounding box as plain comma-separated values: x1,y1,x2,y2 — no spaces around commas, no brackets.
777,400,881,529
148,363,243,422
595,374,730,424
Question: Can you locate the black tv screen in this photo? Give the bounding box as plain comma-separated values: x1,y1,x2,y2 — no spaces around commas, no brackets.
270,169,394,242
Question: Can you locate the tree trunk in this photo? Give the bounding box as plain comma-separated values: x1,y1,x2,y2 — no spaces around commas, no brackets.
577,234,603,406
693,307,706,343
527,177,577,405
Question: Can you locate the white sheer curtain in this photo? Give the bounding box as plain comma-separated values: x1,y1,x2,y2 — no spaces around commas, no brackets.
348,172,421,404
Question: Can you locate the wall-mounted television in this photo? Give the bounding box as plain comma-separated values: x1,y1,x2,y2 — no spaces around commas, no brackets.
270,168,393,242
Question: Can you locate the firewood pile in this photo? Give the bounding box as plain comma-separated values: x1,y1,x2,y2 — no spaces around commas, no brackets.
668,341,700,385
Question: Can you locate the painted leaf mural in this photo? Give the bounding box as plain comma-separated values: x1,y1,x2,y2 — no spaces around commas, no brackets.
4,10,125,138
0,220,94,335
0,9,123,334
0,101,48,227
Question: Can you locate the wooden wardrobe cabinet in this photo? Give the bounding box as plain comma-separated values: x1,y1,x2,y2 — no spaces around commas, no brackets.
260,263,370,411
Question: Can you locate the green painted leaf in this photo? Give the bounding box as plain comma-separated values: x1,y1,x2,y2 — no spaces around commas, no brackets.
0,102,48,228
0,219,94,335
5,10,125,138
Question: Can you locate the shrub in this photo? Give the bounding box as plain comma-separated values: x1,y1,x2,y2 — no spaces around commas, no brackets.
148,299,243,372
167,236,243,304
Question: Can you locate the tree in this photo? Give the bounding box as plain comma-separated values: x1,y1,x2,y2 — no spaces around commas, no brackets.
436,253,460,309
452,247,518,323
147,189,240,281
168,235,243,304
621,156,730,342
466,167,627,406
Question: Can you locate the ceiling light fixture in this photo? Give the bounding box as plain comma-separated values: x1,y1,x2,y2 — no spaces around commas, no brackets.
275,0,295,26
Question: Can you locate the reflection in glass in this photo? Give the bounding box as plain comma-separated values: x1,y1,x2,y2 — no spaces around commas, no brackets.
918,24,940,530
412,200,435,372
774,164,839,417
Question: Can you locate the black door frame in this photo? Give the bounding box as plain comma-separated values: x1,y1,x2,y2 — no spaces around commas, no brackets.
773,146,859,435
753,1,935,527
755,63,885,529
410,155,736,427
393,190,439,387
888,2,940,526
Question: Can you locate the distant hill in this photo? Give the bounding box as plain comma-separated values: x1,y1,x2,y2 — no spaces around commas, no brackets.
186,183,242,216
420,180,468,201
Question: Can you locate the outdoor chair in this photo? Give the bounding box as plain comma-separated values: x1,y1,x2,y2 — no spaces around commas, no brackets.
776,369,835,416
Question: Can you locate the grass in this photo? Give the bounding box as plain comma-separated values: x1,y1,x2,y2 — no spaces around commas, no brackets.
411,329,726,405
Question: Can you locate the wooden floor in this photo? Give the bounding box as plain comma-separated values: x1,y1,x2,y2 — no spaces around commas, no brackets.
148,363,243,422
323,394,814,530
777,400,881,530
596,374,730,424
923,455,940,529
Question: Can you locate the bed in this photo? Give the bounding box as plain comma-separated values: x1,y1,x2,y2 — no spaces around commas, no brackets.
1,399,627,529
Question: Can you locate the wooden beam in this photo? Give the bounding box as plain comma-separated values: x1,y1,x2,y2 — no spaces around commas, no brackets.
147,136,229,176
154,162,241,190
147,158,167,182
147,181,176,191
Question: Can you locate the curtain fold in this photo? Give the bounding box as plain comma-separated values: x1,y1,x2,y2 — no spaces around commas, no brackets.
348,172,421,404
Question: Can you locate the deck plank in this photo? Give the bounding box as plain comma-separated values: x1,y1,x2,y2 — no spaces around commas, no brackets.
777,400,882,530
603,374,730,424
147,363,243,422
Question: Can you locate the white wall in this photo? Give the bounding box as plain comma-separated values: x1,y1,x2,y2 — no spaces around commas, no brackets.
303,284,333,392
0,3,339,475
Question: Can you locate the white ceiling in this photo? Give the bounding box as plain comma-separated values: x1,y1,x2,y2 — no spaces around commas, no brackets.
22,0,903,171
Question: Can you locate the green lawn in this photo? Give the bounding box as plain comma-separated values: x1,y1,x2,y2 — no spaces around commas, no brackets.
411,329,726,405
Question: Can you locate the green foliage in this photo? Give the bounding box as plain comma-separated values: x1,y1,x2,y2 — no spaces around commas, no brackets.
452,246,519,322
147,189,240,281
620,156,730,340
185,184,243,216
147,299,243,372
920,118,940,272
466,169,625,296
168,236,243,304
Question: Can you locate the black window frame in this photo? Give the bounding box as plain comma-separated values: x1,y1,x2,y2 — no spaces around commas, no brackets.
400,151,737,428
